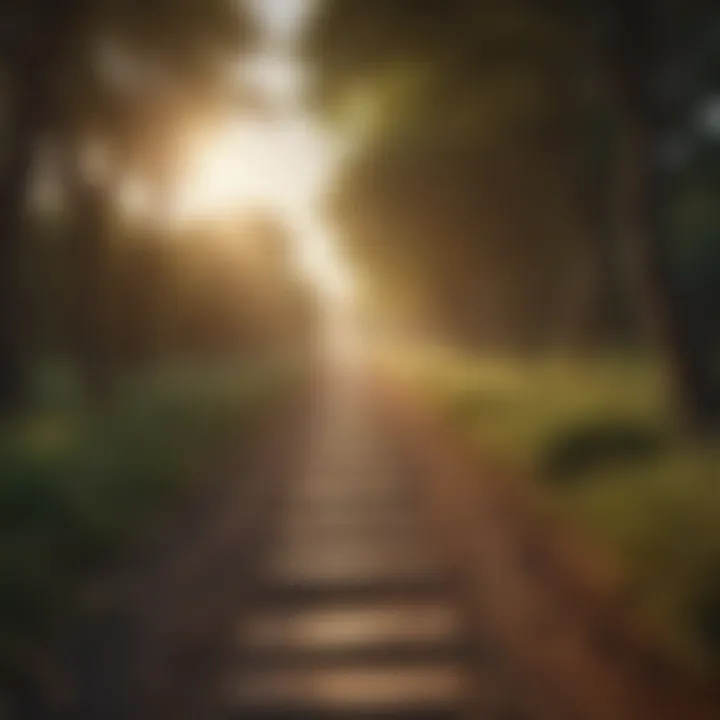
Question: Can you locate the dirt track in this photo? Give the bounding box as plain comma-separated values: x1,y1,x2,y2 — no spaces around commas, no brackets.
46,366,720,719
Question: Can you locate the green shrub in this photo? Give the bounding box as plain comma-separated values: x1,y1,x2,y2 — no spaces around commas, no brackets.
419,353,720,669
692,582,720,663
0,362,287,664
540,417,668,481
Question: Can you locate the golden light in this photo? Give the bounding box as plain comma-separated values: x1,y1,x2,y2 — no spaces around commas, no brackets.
292,216,355,303
150,0,356,310
171,120,272,219
241,53,307,104
167,112,354,304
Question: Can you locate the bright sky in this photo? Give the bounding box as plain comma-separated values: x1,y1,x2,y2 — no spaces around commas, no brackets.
245,0,315,44
114,0,355,303
170,113,338,229
164,0,355,302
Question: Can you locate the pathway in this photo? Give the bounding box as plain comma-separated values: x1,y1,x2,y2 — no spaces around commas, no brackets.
219,371,476,718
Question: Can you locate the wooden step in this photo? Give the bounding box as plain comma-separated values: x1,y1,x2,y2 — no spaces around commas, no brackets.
222,664,470,719
275,517,423,549
267,542,441,589
287,489,412,512
237,600,467,665
279,510,422,536
260,572,449,606
285,496,415,519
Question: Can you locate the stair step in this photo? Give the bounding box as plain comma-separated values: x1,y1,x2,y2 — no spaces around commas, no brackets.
275,521,423,549
260,573,449,605
225,709,462,720
270,536,436,566
284,499,417,519
279,513,422,538
267,546,440,588
223,664,470,719
237,600,465,663
288,495,412,514
237,643,468,668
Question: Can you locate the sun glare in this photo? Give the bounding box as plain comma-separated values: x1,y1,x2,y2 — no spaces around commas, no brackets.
163,0,353,305
169,112,353,302
172,121,266,219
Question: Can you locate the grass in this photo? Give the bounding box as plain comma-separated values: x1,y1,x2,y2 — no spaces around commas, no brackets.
401,348,720,672
0,361,292,668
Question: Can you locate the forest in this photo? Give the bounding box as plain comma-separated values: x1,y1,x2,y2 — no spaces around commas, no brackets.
0,0,719,717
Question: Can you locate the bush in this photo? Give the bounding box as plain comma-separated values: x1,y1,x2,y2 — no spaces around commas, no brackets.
419,354,720,669
0,363,285,664
540,417,668,481
691,583,720,663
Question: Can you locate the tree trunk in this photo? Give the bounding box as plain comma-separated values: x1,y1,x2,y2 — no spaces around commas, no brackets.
64,148,116,404
0,62,53,412
0,1,81,413
611,0,720,429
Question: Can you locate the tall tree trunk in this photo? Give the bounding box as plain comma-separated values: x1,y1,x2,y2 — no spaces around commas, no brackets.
0,77,39,411
0,1,81,412
612,0,720,428
59,124,118,405
67,170,116,404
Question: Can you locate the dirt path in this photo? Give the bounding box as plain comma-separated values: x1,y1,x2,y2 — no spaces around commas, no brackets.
50,366,720,719
219,367,477,718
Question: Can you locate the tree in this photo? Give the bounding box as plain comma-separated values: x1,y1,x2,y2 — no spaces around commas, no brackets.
306,0,720,425
306,0,609,353
601,0,720,426
0,1,81,410
0,0,253,409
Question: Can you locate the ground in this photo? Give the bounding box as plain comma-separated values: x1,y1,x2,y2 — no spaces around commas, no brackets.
41,362,720,719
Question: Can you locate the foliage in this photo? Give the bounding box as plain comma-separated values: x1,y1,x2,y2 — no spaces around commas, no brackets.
308,0,720,425
540,418,668,480
0,0,258,410
305,0,627,351
416,352,720,669
0,362,285,662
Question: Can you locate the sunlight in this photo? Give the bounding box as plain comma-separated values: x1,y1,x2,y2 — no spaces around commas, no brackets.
174,114,337,214
292,214,355,302
118,177,153,222
163,0,354,306
171,120,265,219
170,114,335,220
169,113,353,302
245,0,315,45
241,53,307,104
